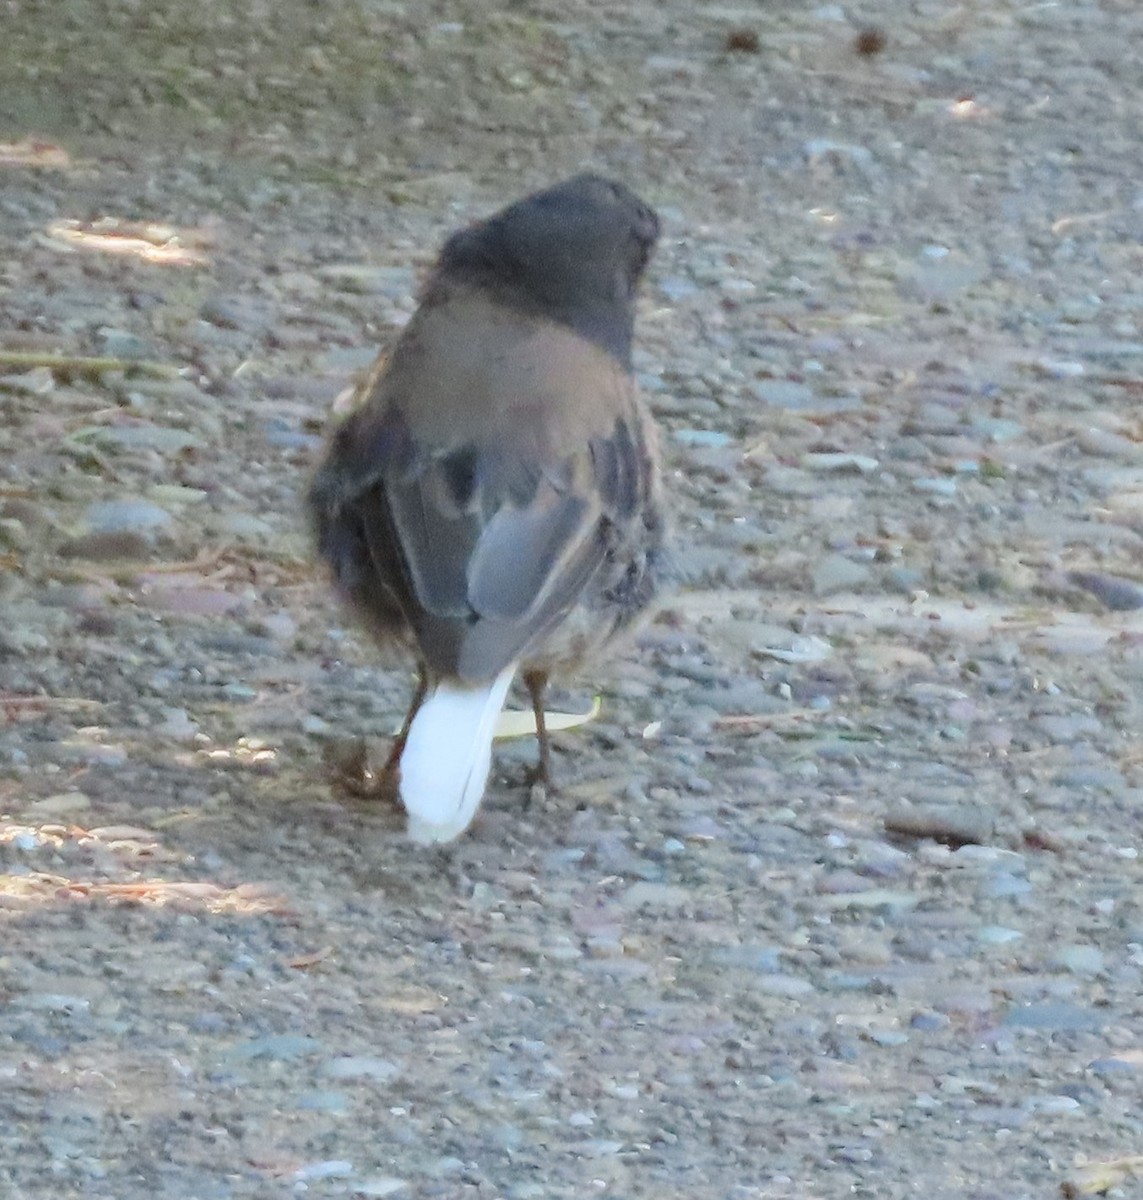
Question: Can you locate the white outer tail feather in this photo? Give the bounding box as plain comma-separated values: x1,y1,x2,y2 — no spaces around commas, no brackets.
399,665,517,844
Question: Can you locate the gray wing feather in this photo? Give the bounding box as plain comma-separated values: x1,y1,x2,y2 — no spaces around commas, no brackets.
467,488,593,620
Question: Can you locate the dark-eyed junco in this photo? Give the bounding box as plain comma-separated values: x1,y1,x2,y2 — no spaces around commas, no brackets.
308,174,666,843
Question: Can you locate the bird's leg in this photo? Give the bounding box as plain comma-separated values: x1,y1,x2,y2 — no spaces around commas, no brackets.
522,669,553,790
384,668,429,775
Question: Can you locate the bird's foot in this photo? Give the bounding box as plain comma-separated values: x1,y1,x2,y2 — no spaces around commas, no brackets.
323,736,399,802
520,758,558,810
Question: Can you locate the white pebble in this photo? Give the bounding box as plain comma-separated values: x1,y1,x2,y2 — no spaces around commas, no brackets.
292,1161,353,1181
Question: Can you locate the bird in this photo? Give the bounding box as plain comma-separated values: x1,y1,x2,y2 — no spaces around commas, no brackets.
307,173,666,844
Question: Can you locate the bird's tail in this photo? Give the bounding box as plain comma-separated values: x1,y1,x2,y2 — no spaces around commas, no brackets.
399,665,516,844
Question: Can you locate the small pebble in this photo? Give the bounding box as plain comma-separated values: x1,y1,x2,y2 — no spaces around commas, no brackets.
673,429,732,448
18,993,91,1013
226,1034,321,1062
621,882,691,909
83,500,172,534
354,1179,409,1198
1088,1058,1138,1076
1068,570,1143,611
976,926,1023,946
96,327,153,358
817,890,919,911
90,425,201,454
59,530,153,560
867,1029,909,1047
26,791,91,816
752,973,815,997
751,379,816,409
811,554,872,596
292,1160,354,1182
1024,1095,1081,1115
1003,1003,1107,1032
295,1091,349,1112
970,417,1025,443
884,804,995,846
1051,945,1104,975
800,452,879,473
1037,358,1085,378
321,1057,402,1082
912,477,958,497
802,138,874,168
980,873,1034,899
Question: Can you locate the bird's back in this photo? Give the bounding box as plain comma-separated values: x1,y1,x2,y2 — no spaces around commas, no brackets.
309,282,664,686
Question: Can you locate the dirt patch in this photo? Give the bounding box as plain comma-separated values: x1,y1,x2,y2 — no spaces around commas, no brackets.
3,2,1143,1196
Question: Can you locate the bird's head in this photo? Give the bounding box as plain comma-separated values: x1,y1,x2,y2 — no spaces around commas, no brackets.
436,174,660,360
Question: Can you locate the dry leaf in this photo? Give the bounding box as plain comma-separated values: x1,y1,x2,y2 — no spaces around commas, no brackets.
286,946,335,970
1061,1155,1143,1198
0,139,71,168
494,695,602,739
392,697,603,740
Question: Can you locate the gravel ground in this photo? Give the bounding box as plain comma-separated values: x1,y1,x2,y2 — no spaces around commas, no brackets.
3,2,1143,1197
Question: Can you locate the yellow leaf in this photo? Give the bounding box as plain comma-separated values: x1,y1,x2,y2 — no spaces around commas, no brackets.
1061,1155,1143,1198
494,696,602,740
